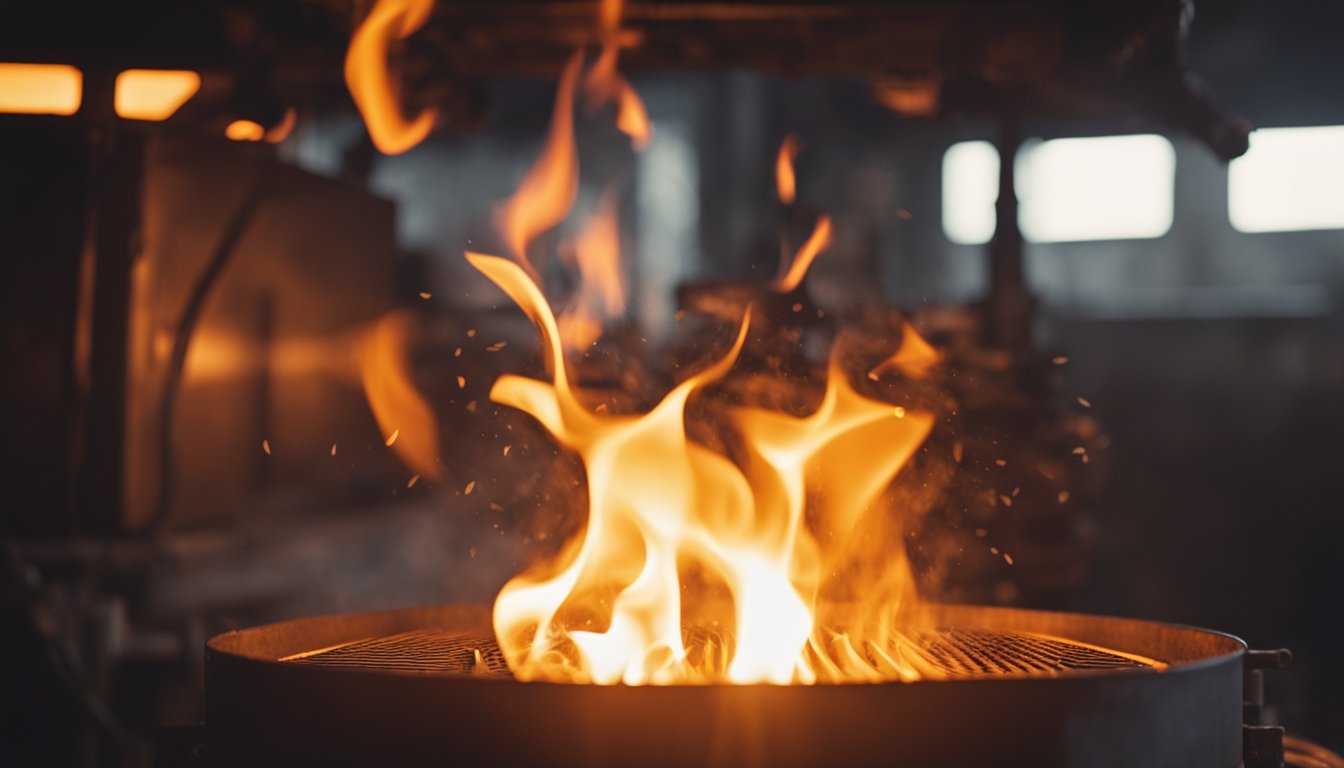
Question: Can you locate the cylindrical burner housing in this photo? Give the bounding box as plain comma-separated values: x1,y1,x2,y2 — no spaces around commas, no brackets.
204,604,1244,767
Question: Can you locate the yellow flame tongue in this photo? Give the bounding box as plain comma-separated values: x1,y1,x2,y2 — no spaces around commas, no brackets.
470,252,934,685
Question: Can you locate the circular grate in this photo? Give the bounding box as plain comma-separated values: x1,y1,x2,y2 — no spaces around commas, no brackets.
284,626,1156,678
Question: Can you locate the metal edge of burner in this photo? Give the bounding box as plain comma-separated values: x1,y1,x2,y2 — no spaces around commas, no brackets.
203,604,1245,767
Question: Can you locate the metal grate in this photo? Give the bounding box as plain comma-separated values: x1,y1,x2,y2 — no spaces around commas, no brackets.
287,629,511,676
285,626,1155,678
907,627,1154,675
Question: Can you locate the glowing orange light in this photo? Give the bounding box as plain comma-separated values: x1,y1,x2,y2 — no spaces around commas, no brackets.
776,134,801,204
345,0,437,155
114,69,200,121
772,215,833,293
225,119,265,142
0,62,82,115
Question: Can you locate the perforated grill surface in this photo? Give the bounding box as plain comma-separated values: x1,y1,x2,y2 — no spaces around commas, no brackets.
285,626,1155,678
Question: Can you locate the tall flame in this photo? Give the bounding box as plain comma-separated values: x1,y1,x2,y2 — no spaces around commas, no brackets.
472,251,933,685
345,0,437,155
358,310,442,480
560,186,627,350
495,53,583,276
776,134,801,204
583,0,652,149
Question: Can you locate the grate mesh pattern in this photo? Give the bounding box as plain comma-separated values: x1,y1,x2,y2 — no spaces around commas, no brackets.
286,626,1154,678
288,629,510,675
907,628,1152,675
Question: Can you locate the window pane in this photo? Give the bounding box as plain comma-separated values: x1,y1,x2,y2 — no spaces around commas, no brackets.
942,134,1176,244
1229,125,1344,233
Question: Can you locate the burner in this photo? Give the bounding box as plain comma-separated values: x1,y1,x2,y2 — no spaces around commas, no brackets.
203,604,1245,767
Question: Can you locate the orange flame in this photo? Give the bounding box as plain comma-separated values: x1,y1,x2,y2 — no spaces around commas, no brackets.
559,186,626,350
776,134,801,204
582,0,651,149
495,53,583,276
471,250,933,684
772,215,833,293
358,310,442,480
868,321,942,380
345,0,437,155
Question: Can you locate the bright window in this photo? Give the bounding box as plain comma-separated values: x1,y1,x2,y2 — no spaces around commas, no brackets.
942,134,1177,244
1229,126,1344,233
114,69,200,121
0,62,82,116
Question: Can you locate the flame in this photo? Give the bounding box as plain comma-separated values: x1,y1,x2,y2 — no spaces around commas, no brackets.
345,0,437,155
113,69,200,121
495,53,583,276
559,186,626,350
0,62,81,115
868,322,942,380
776,134,801,204
472,251,933,685
583,0,651,149
358,310,442,480
772,215,833,293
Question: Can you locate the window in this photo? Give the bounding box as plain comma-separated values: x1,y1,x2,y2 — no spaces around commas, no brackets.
1228,125,1344,233
942,134,1177,244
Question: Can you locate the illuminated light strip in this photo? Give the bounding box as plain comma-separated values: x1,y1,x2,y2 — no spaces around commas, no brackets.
0,62,82,116
114,69,200,121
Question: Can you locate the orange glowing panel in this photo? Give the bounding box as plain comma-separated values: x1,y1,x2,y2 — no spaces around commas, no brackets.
114,69,200,121
225,120,265,142
0,62,82,115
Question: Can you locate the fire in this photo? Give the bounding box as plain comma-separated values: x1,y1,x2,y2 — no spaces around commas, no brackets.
772,215,833,293
495,53,583,277
345,0,437,155
559,186,626,350
583,0,652,149
868,321,942,380
358,310,442,481
470,246,933,684
776,133,801,204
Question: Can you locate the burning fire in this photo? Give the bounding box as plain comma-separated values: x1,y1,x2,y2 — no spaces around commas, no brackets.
345,0,437,155
470,252,933,685
344,0,940,685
